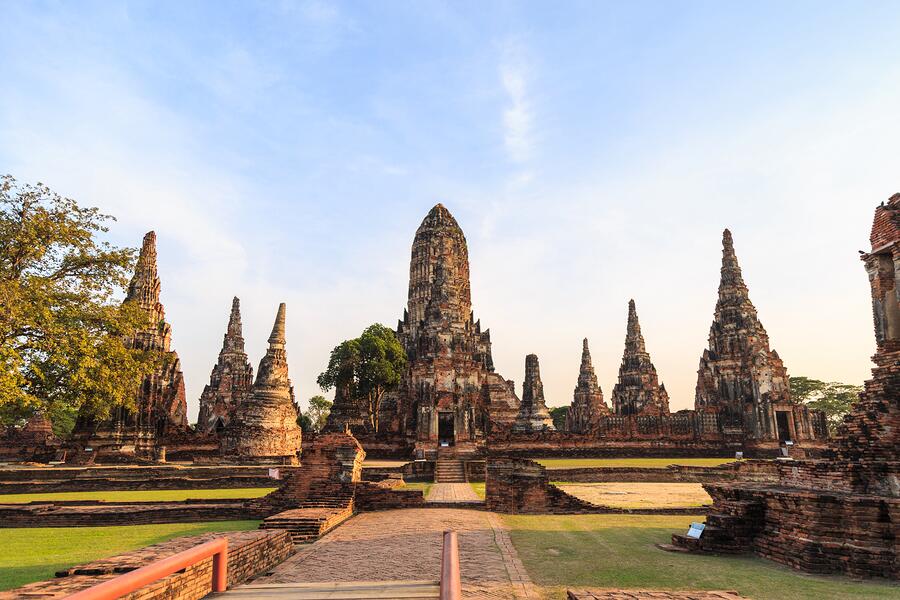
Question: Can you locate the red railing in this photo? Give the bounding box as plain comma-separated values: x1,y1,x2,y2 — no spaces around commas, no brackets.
439,530,461,600
65,538,228,600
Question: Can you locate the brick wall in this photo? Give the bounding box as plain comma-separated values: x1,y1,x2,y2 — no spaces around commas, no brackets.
0,530,292,599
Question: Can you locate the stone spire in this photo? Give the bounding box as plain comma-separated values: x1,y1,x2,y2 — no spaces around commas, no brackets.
223,303,301,463
72,231,188,457
695,230,792,436
196,297,254,434
611,300,670,416
514,354,556,432
567,338,608,432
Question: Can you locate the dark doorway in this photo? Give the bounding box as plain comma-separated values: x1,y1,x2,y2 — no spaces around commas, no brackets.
214,417,226,434
438,412,454,446
775,411,792,442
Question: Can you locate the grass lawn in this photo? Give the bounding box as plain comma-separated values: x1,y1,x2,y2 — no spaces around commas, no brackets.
537,458,740,469
0,488,277,504
0,520,260,592
470,482,485,499
400,481,433,497
503,514,898,600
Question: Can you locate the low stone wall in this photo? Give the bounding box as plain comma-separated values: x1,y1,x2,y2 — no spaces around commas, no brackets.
0,465,294,494
0,500,263,528
465,460,486,482
0,529,293,599
485,458,601,514
354,481,427,511
545,460,778,484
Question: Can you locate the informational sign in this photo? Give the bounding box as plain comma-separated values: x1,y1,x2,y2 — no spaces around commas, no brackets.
268,468,280,480
734,451,743,459
686,522,706,539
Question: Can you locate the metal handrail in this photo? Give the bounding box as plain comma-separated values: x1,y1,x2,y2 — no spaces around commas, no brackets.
65,538,228,599
439,530,461,600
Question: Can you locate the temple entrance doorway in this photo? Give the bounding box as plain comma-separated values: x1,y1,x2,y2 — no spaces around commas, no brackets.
775,411,792,442
438,412,454,446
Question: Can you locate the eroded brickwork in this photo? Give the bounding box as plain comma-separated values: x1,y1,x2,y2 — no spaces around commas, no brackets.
72,231,188,460
611,300,670,416
513,354,555,432
221,303,302,464
196,297,253,434
566,338,609,433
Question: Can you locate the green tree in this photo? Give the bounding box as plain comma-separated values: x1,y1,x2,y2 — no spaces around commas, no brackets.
790,376,862,434
0,175,158,432
305,395,332,433
318,324,406,432
297,411,313,432
549,406,568,431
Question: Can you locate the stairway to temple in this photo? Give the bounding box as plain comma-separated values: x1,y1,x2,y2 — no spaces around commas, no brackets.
217,580,440,598
259,504,355,544
434,457,466,483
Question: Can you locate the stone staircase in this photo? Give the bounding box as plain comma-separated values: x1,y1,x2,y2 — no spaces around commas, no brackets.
434,458,466,483
259,481,356,544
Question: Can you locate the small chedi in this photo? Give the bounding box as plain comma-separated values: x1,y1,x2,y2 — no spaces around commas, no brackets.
196,297,254,434
330,204,521,457
566,338,609,433
695,230,824,446
673,195,900,579
0,412,60,462
513,354,556,432
222,303,302,464
72,231,188,460
611,300,670,416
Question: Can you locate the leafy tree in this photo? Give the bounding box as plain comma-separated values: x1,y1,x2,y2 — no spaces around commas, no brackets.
318,324,406,432
297,411,313,432
305,395,332,433
0,175,158,432
790,376,862,434
549,406,568,431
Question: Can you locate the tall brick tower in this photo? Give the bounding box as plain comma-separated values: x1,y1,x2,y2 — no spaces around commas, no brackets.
611,300,670,416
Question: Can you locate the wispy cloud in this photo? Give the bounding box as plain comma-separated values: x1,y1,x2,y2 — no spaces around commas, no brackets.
499,38,535,164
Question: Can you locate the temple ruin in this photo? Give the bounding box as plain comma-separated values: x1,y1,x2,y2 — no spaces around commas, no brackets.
610,300,670,416
513,354,556,432
695,230,825,446
566,338,609,433
71,231,188,460
672,194,900,579
196,297,254,434
328,204,521,457
221,303,302,464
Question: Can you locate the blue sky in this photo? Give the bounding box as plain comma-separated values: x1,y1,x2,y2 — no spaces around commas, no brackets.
3,1,898,420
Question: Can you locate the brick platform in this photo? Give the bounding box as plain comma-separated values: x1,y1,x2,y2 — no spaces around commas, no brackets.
0,530,292,599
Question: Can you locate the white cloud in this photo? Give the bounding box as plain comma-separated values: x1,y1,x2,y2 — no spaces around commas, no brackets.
499,39,535,164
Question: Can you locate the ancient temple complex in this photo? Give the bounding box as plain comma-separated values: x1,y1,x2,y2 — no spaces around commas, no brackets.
336,204,522,457
611,300,670,416
196,297,254,434
513,354,555,432
695,230,823,445
566,338,608,433
221,303,302,464
673,194,900,578
72,231,188,459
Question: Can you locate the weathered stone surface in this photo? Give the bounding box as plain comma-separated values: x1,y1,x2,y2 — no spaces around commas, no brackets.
196,297,253,434
611,300,670,416
566,338,609,433
72,231,188,460
673,197,900,579
329,204,521,457
221,303,302,463
694,230,826,443
513,354,555,432
0,412,60,462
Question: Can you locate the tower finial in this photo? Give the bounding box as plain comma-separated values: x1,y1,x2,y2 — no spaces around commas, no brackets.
268,303,286,345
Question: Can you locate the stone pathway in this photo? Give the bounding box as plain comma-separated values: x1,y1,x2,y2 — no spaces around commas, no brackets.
426,482,481,503
253,508,538,599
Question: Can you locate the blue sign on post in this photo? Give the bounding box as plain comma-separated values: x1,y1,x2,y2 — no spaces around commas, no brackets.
686,522,705,539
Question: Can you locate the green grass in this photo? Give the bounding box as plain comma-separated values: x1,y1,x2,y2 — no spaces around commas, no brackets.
470,482,485,499
502,514,898,600
0,488,277,504
0,520,260,592
536,458,741,469
400,481,433,497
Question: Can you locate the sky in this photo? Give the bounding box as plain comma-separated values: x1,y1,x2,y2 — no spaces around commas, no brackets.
2,1,898,421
